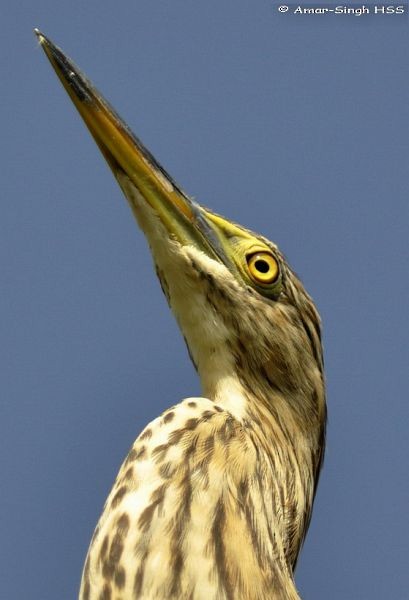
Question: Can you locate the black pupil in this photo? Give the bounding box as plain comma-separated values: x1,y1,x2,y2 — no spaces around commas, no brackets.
254,259,270,273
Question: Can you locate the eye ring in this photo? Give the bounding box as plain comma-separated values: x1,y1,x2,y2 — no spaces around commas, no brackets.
246,252,279,285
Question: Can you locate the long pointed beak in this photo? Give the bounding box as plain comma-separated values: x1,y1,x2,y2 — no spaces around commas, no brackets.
35,29,231,263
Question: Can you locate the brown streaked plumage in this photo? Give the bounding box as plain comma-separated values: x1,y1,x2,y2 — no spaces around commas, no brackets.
36,29,326,600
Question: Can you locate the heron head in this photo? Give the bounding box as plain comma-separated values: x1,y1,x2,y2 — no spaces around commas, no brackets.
36,30,325,432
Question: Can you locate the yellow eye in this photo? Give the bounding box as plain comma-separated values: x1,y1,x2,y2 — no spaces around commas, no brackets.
246,252,279,285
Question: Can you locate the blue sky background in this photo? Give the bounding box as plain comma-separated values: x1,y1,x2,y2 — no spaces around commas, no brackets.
2,2,408,598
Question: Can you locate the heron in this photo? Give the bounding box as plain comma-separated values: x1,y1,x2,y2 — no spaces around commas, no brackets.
36,30,326,600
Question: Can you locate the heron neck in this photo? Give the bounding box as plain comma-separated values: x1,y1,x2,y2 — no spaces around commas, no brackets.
199,357,316,573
